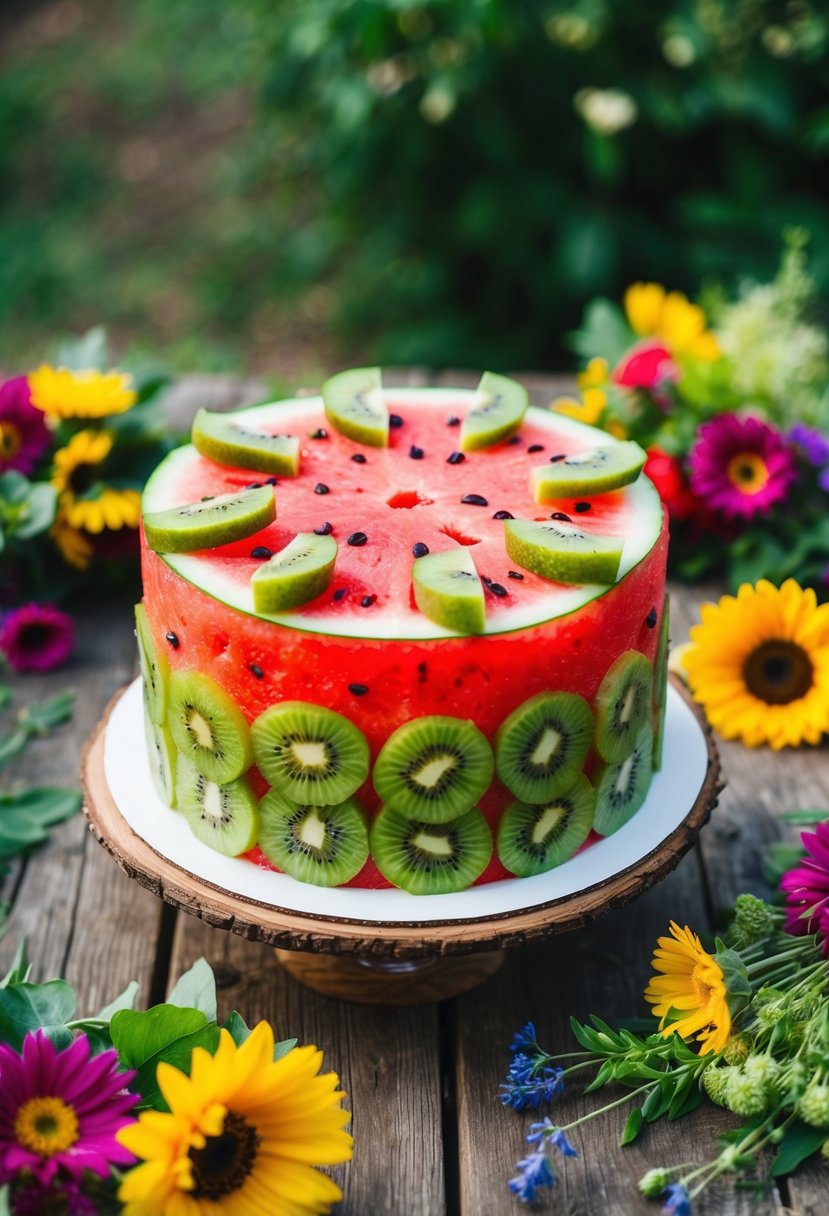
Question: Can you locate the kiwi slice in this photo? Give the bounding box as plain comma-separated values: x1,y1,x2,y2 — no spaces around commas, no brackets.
495,691,594,803
531,441,646,500
258,787,368,886
143,485,276,554
412,548,486,634
135,603,169,725
459,371,528,451
370,805,492,894
593,724,653,836
176,753,260,856
167,670,253,783
191,408,300,476
652,596,670,772
373,715,494,824
252,532,337,613
322,367,388,447
595,649,653,763
143,700,177,808
251,701,369,805
497,774,596,877
504,518,623,585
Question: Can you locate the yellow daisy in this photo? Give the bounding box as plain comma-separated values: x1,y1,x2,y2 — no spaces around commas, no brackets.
644,921,731,1054
50,509,94,570
51,429,141,534
624,282,720,362
684,579,829,750
117,1022,353,1216
29,365,136,420
552,358,609,426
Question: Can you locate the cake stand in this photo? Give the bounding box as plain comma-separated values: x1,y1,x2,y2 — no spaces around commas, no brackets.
82,677,721,1004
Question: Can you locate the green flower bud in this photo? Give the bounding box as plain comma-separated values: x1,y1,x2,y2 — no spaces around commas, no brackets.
756,1000,786,1028
799,1083,829,1129
732,893,775,944
743,1054,781,1095
821,1139,829,1159
638,1168,671,1198
724,1068,769,1117
723,1034,751,1065
717,1145,741,1172
702,1065,732,1106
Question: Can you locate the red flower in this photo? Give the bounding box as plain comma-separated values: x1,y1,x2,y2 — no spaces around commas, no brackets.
644,448,698,522
613,340,678,400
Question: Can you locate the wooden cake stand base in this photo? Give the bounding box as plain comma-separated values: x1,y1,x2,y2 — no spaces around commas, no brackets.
82,677,721,1005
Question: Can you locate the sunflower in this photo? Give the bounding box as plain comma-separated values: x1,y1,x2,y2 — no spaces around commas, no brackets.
644,922,731,1054
50,509,94,570
684,579,829,749
624,282,720,362
28,365,136,420
117,1022,353,1216
51,430,141,534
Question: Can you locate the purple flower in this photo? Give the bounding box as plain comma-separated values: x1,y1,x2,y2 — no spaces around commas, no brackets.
0,603,75,673
789,424,829,469
0,1030,138,1186
780,821,829,954
662,1182,692,1215
0,378,51,476
507,1145,556,1203
689,414,796,520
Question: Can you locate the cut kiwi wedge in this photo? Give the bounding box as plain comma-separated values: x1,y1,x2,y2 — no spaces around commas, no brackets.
373,715,494,824
167,669,253,783
252,532,337,613
135,603,169,725
459,371,528,451
258,788,368,887
175,753,260,856
412,548,486,634
143,700,177,808
370,805,492,895
497,774,596,877
593,724,653,836
504,518,623,585
531,441,646,500
322,366,388,447
594,649,653,763
495,691,594,803
143,485,276,554
652,595,670,772
251,701,369,805
191,408,300,476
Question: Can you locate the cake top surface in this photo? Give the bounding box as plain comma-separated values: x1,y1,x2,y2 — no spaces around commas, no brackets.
142,387,663,640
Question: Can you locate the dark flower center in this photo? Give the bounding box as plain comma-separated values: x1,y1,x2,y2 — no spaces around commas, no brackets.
189,1110,260,1200
68,462,96,495
20,624,51,651
743,640,814,705
0,422,22,460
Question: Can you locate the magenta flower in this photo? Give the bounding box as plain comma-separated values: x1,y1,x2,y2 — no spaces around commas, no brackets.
0,603,75,673
689,413,796,520
0,1031,138,1187
0,378,51,476
781,822,829,954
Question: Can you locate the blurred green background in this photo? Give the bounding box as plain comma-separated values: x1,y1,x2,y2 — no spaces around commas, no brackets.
2,0,828,376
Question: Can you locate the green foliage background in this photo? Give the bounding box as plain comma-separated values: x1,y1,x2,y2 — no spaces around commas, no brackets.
1,0,828,371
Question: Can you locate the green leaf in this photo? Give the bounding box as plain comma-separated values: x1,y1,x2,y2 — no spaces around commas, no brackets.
0,788,81,858
24,692,75,733
0,1184,9,1216
56,326,108,371
0,980,76,1051
110,1005,221,1109
96,980,140,1021
770,1120,827,1177
715,944,752,1020
620,1105,643,1146
15,483,57,538
642,1081,672,1122
0,939,30,988
274,1035,297,1060
167,958,217,1021
222,1010,295,1059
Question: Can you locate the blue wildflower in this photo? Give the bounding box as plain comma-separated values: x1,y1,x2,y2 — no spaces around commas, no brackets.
662,1182,692,1216
526,1118,579,1159
499,1057,566,1111
507,1146,556,1204
510,1022,539,1056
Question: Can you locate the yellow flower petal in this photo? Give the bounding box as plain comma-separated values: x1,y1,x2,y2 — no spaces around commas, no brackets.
644,922,731,1054
624,282,666,336
29,365,136,419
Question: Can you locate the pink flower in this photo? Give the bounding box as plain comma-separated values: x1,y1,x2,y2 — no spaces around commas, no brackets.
0,603,75,673
689,413,796,520
781,821,829,954
0,1031,138,1186
613,340,679,397
0,378,51,477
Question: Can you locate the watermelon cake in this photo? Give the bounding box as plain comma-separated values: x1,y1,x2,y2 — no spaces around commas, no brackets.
136,370,669,895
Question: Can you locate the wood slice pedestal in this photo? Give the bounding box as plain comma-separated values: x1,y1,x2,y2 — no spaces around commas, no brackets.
82,677,721,1005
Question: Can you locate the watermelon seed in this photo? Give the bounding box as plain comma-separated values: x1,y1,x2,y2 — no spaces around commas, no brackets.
507,570,524,580
361,594,376,608
447,451,465,465
310,428,328,439
349,683,369,696
250,664,265,679
412,542,429,558
550,512,572,522
574,501,592,513
333,588,349,602
390,414,404,428
528,444,544,454
250,546,274,559
245,481,263,489
507,435,523,446
488,582,508,598
314,483,330,495
481,575,493,587
409,445,424,460
446,415,460,427
461,493,488,507
550,453,566,462
314,522,334,536
646,607,658,629
347,531,368,546
265,477,278,485
201,496,215,502
493,510,513,520
165,631,180,649
351,453,367,464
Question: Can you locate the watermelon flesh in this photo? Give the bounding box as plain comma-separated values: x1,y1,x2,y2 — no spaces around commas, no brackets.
140,388,668,889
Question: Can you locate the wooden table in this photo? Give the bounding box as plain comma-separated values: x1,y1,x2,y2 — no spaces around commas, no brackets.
2,373,828,1215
